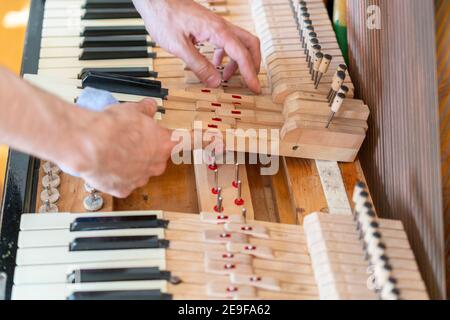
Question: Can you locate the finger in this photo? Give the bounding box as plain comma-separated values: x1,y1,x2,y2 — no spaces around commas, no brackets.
211,31,260,93
131,98,157,117
213,48,225,66
230,25,261,74
176,39,221,88
223,59,238,81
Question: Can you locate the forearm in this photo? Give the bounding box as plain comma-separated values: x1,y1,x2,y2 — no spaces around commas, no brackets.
0,67,92,171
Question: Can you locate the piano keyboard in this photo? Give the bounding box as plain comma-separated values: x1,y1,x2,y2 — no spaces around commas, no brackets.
11,183,428,300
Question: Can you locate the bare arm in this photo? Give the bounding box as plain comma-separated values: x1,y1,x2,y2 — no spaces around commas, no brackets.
0,67,175,198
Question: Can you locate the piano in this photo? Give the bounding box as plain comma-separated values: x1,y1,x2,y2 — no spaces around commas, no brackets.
0,0,436,300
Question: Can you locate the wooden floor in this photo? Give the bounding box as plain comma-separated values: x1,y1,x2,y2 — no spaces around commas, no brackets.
0,1,30,204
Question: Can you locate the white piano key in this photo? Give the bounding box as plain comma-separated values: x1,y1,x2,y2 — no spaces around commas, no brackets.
43,18,143,28
14,260,166,285
38,56,156,69
19,211,163,231
40,46,154,59
12,280,167,300
40,35,153,48
18,228,166,248
16,247,166,266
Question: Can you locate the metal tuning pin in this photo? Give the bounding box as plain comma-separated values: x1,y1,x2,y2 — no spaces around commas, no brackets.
83,183,104,212
235,180,244,206
307,39,319,66
314,54,332,89
325,93,346,128
42,161,61,175
312,52,324,81
208,149,218,171
212,169,219,195
301,25,314,48
215,195,224,213
241,208,247,224
39,199,58,213
40,185,60,204
327,65,347,101
233,163,240,188
304,32,317,56
42,169,61,189
309,44,321,74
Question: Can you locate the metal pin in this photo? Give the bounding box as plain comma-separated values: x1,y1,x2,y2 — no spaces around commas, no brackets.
326,93,346,128
312,52,324,81
328,70,346,103
233,163,240,188
315,54,332,89
39,199,58,213
83,189,104,212
302,26,314,48
217,196,223,213
235,180,244,206
212,169,219,194
309,44,321,73
241,208,247,223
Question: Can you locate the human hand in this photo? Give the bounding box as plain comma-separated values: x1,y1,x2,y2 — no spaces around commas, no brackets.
72,99,176,198
133,0,261,93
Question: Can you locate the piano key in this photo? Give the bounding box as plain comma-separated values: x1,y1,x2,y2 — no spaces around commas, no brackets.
16,246,166,265
70,215,168,231
77,67,157,78
39,46,155,60
12,281,168,300
80,72,168,98
41,35,155,48
18,228,166,248
37,66,158,79
44,0,134,10
14,260,166,285
19,211,163,231
68,289,172,300
44,8,140,20
43,18,144,28
69,236,169,251
66,267,172,283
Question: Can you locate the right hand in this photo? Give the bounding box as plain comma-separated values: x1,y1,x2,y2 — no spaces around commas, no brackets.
71,98,176,198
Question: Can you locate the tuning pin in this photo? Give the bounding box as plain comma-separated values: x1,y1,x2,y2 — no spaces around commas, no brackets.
309,44,321,73
314,54,332,89
235,180,244,206
83,185,104,212
305,32,317,55
208,149,218,171
328,69,346,103
241,208,247,223
42,170,61,189
233,163,240,188
380,279,401,300
312,52,324,81
215,196,224,213
212,169,219,194
301,26,314,48
38,199,58,213
40,186,60,204
42,161,61,175
325,92,345,128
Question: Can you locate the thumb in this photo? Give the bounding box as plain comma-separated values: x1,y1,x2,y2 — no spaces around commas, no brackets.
131,98,157,117
179,41,222,88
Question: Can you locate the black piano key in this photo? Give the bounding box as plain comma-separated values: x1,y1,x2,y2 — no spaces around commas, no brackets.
69,236,170,251
82,8,140,20
80,35,156,48
79,46,156,60
67,290,172,300
78,67,158,79
81,72,168,99
69,215,169,231
67,267,172,283
83,0,134,9
81,26,147,37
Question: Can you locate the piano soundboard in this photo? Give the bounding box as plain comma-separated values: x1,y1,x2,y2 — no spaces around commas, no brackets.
0,0,428,300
